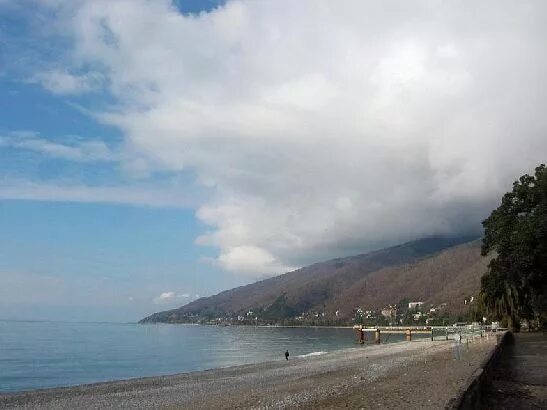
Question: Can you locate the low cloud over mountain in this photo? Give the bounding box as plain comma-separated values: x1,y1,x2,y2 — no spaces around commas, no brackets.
14,0,547,276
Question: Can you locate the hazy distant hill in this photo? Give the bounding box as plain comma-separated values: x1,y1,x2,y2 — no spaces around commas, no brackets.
140,236,486,323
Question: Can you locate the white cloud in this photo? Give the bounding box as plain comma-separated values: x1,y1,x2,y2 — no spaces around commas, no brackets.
436,44,459,59
0,179,200,208
153,291,192,304
0,131,117,162
33,69,103,95
153,291,176,304
217,245,296,276
30,0,547,276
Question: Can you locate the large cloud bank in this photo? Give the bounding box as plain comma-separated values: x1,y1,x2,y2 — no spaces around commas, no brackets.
34,0,547,275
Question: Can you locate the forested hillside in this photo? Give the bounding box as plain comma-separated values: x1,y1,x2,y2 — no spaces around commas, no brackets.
140,236,484,324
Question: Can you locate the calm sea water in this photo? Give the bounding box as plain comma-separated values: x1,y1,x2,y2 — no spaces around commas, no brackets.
0,321,387,392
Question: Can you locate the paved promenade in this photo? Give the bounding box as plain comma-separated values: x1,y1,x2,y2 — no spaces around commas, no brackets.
484,332,547,408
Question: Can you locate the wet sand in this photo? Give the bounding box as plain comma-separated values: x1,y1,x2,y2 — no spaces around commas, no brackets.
0,337,496,409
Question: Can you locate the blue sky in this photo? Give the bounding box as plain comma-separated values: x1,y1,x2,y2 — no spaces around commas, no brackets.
0,0,235,322
0,201,243,321
1,1,546,322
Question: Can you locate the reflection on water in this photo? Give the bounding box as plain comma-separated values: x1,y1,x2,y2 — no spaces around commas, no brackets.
0,321,429,392
1,321,355,392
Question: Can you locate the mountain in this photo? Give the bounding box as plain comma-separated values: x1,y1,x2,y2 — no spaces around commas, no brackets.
140,236,487,324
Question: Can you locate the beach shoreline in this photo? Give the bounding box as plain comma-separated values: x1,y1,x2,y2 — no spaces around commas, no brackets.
0,338,497,409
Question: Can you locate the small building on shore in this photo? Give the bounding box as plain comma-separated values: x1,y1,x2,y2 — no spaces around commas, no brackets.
408,301,424,310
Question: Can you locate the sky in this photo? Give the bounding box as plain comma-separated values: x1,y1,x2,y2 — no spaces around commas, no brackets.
0,0,546,322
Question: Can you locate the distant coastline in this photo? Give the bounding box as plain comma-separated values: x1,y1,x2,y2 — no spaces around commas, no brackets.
138,322,355,329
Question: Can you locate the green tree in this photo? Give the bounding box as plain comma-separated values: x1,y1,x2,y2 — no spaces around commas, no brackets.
481,164,547,329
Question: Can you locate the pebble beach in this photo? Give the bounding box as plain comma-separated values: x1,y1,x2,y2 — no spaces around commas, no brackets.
0,337,496,409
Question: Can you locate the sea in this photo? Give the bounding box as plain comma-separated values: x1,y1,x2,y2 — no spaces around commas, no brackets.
0,320,414,393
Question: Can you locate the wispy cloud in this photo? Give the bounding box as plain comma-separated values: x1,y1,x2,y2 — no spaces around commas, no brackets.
0,179,200,208
0,131,118,162
32,69,105,95
0,130,205,208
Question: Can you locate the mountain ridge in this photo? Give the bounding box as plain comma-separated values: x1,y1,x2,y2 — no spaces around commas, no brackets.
140,235,484,324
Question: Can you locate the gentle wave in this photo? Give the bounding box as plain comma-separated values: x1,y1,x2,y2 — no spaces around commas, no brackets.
0,322,358,392
297,351,327,358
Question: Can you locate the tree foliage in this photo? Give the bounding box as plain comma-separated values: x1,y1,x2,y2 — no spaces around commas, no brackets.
481,164,547,329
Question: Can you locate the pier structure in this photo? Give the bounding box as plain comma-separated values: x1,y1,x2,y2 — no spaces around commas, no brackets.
353,325,499,344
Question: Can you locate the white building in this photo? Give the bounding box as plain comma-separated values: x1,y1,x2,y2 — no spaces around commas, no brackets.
408,301,424,310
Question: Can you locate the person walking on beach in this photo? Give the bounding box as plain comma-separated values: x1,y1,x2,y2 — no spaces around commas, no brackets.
453,333,462,360
285,350,289,360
